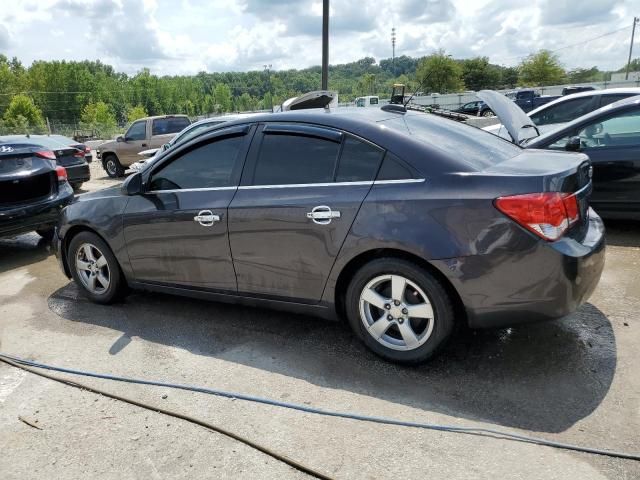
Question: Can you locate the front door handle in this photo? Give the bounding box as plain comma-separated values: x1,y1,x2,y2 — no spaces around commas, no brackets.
306,205,341,225
194,210,220,227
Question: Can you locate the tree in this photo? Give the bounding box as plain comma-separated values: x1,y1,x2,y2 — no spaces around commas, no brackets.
126,104,148,122
213,83,232,113
416,51,464,94
460,57,501,91
567,67,602,83
500,67,519,89
518,50,566,86
358,73,376,95
80,101,118,137
2,94,46,133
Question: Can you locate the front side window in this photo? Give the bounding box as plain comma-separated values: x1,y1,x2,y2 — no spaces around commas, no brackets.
530,97,595,126
126,121,146,141
252,133,340,185
576,109,640,148
172,121,224,146
149,135,244,190
152,117,191,136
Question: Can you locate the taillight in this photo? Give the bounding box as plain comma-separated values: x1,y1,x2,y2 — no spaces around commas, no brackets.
74,149,85,158
84,146,91,153
494,192,580,241
55,166,68,183
36,150,56,160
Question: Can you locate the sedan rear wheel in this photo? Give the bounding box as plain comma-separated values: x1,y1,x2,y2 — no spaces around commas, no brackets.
346,258,455,364
68,231,125,304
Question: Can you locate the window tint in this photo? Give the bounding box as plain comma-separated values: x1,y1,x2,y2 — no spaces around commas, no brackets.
335,137,383,182
253,133,340,185
172,121,223,146
152,117,191,136
576,110,640,148
376,152,416,180
530,97,595,126
126,121,146,141
149,135,243,190
369,97,379,105
599,94,634,108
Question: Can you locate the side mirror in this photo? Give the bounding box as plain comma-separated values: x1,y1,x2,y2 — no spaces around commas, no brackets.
121,172,142,196
116,135,125,143
565,136,581,152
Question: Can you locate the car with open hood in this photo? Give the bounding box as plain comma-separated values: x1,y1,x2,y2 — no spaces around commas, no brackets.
479,90,640,219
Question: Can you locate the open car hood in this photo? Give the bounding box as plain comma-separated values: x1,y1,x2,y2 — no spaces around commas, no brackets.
477,90,540,145
281,90,338,111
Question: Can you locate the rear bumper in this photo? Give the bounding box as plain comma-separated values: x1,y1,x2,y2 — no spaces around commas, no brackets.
434,208,606,329
0,183,74,238
65,163,91,184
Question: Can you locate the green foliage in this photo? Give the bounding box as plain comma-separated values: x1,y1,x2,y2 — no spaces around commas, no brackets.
126,104,148,122
567,67,604,83
80,101,118,137
2,94,46,133
460,57,502,91
416,51,464,94
213,83,232,113
616,58,640,73
518,50,566,86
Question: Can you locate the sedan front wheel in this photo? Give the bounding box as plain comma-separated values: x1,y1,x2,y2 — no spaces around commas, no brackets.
346,258,456,364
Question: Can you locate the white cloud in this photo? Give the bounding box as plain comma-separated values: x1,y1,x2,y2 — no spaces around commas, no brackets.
0,0,638,74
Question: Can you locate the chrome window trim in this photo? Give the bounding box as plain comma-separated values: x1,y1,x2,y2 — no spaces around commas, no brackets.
147,178,426,193
237,179,425,190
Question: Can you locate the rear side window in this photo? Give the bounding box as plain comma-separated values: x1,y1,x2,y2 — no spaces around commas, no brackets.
253,134,340,185
530,97,595,125
149,135,243,190
376,152,416,180
370,97,379,105
599,94,635,108
335,137,383,182
152,117,191,136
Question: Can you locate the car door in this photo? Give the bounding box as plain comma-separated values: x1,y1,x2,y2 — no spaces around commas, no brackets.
546,107,640,214
228,123,384,302
122,125,253,290
120,120,148,165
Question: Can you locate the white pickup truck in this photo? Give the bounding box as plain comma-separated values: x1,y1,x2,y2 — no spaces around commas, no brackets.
96,115,191,177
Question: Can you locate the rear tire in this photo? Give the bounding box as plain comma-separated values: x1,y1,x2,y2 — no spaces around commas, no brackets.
68,231,126,304
103,154,124,178
71,182,83,191
345,258,455,364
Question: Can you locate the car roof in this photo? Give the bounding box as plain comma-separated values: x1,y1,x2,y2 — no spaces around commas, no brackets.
0,134,75,150
527,87,640,116
528,94,640,146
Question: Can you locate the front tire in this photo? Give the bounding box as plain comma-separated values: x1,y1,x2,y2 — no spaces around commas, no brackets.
103,154,125,178
345,258,455,364
482,109,494,117
68,231,125,304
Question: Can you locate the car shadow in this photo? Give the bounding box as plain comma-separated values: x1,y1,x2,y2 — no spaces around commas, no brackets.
603,219,640,247
47,283,616,434
0,234,53,274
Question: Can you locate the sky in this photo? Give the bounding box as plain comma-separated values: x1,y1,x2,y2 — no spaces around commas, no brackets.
0,0,638,75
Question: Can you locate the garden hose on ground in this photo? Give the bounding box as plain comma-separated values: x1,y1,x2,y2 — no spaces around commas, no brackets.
1,352,639,466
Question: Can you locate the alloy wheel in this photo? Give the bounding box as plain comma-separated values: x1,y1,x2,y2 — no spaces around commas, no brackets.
75,243,111,295
359,274,435,351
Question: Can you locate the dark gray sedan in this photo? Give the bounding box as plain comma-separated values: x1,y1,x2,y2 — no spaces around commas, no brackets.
54,108,604,363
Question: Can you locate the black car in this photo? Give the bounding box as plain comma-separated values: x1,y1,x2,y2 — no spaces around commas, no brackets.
51,134,93,164
0,143,74,240
452,100,493,117
561,86,596,96
479,90,640,219
0,135,91,190
55,108,604,364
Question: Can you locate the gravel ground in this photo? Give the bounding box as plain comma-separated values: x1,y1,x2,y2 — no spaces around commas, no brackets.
0,158,639,479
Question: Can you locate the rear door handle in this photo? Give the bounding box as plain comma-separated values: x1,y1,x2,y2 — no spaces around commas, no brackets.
306,205,341,225
194,210,220,227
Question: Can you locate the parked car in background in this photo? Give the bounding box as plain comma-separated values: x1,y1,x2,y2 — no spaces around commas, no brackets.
56,107,603,364
506,89,560,112
479,90,640,219
484,88,640,140
51,134,92,163
96,115,191,177
0,142,73,240
452,100,493,117
130,114,258,173
562,85,596,96
355,96,379,107
0,135,90,190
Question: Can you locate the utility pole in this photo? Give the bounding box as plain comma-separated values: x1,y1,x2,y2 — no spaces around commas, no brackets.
391,27,396,76
626,16,639,80
321,0,329,90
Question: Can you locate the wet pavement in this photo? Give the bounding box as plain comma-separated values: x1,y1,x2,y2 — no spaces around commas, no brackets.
0,171,639,479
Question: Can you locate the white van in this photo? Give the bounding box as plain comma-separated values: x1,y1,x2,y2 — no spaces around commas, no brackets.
355,96,380,107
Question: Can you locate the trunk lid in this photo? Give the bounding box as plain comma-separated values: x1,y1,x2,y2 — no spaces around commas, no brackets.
0,145,57,208
477,90,541,145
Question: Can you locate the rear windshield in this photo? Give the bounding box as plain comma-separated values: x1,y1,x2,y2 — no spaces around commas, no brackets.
0,135,71,150
382,113,522,169
152,117,191,136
